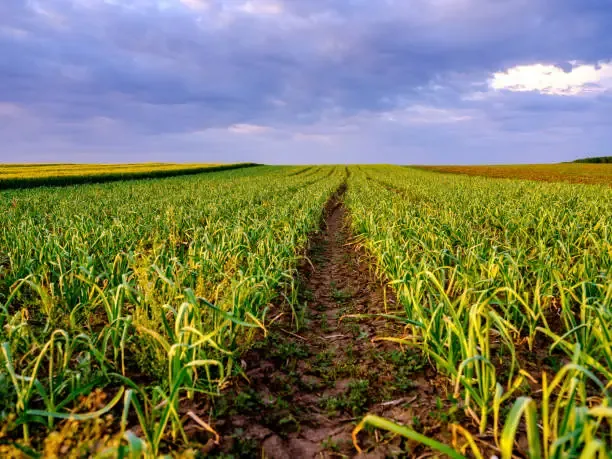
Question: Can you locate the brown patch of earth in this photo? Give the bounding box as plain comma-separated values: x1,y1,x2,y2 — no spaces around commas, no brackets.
209,184,459,458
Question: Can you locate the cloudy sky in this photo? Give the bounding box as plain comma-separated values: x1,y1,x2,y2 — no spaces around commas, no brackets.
1,0,611,164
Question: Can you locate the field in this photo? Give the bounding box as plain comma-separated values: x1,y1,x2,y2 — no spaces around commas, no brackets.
0,163,256,189
417,163,612,185
0,165,611,458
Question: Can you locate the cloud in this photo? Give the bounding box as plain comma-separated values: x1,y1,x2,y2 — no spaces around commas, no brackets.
292,132,333,143
0,0,611,163
490,62,612,96
179,0,210,11
238,1,283,15
228,123,271,134
0,102,25,117
384,105,474,124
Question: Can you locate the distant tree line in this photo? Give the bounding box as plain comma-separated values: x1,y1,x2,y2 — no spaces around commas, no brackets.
572,156,612,164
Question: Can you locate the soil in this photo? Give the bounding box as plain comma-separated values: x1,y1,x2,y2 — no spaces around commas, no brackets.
210,184,456,458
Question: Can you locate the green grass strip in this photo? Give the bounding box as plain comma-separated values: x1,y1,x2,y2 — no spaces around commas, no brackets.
0,163,260,190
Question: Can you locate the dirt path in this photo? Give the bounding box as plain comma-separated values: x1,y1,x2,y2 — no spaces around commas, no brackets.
211,185,445,458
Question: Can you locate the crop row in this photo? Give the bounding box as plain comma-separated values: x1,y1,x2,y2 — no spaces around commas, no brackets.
0,165,345,456
346,166,612,457
417,163,612,185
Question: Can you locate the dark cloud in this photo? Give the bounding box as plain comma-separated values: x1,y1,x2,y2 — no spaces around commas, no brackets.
0,0,611,162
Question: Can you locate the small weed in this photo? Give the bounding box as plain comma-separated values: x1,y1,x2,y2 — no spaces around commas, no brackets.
272,341,309,360
321,379,371,416
274,397,290,411
429,395,460,424
322,436,341,452
302,288,314,302
357,329,369,340
346,343,354,362
234,389,262,413
320,313,330,331
346,380,370,415
331,284,352,303
222,429,259,458
347,323,361,337
323,396,344,416
315,350,334,368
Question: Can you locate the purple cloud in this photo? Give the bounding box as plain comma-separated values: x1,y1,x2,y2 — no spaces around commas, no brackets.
0,0,611,163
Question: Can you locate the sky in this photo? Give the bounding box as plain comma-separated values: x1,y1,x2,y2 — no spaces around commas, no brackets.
1,0,611,164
